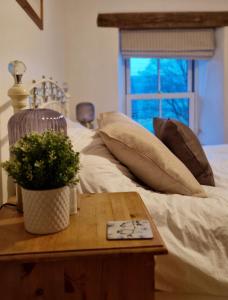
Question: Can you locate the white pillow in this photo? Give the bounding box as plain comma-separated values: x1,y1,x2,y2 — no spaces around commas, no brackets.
65,117,84,129
67,125,136,193
67,125,96,152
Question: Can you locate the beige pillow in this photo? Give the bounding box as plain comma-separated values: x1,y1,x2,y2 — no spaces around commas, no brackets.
98,112,132,128
99,114,206,197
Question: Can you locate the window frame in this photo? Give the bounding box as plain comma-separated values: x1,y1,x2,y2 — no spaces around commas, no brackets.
125,58,196,131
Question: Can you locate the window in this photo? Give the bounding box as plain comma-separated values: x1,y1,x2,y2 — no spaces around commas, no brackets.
125,58,195,132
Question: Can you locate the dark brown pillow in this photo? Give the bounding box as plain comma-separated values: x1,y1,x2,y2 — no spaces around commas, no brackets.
153,118,215,186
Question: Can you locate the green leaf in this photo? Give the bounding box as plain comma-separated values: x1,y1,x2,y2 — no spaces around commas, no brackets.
1,130,80,190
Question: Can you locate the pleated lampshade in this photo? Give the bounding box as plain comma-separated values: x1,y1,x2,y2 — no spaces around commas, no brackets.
8,108,67,146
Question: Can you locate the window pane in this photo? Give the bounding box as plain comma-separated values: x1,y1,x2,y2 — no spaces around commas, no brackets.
161,98,189,126
131,99,159,132
160,59,188,93
130,58,158,94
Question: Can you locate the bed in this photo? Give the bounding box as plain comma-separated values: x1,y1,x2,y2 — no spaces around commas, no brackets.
8,67,228,300
66,121,228,300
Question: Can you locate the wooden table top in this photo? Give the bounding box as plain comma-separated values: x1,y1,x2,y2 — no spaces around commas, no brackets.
0,192,167,262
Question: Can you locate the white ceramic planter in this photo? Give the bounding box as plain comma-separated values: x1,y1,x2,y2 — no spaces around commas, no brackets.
22,186,70,234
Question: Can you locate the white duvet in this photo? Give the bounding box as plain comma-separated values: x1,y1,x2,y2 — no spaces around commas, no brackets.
68,124,228,297
204,144,228,189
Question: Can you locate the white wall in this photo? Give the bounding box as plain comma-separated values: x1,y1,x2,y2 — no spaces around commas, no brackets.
223,27,228,143
65,0,119,120
0,0,66,203
198,28,225,145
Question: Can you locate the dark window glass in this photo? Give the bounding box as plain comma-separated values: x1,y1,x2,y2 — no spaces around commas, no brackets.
129,58,191,132
160,59,188,93
132,99,159,132
130,58,158,94
162,98,189,126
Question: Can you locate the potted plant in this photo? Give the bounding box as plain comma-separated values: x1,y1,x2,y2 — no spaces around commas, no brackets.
2,130,80,234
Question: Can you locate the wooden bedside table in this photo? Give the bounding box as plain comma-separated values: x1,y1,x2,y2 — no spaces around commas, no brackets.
0,192,167,300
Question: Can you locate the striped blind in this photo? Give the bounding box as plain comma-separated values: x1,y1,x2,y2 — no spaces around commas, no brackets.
120,29,215,59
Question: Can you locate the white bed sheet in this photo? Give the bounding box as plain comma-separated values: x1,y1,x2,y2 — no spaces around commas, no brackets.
68,125,228,297
204,144,228,189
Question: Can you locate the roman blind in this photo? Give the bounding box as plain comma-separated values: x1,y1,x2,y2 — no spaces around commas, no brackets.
120,29,215,59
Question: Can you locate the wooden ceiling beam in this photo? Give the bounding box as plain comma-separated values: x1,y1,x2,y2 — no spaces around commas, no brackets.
97,12,228,29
